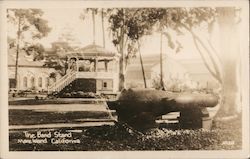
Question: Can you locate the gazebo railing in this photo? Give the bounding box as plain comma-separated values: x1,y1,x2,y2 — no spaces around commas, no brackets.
48,70,77,94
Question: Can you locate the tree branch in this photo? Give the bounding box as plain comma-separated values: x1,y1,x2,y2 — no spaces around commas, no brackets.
180,22,222,83
206,39,223,64
192,36,222,83
137,41,147,88
192,34,222,82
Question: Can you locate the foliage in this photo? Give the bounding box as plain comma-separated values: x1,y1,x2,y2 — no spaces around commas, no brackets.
152,74,196,92
105,8,218,90
108,8,216,61
53,26,82,52
8,36,16,48
52,41,75,54
23,43,45,61
108,8,241,115
80,8,113,21
7,9,51,59
108,8,162,63
44,57,67,76
7,9,51,39
60,91,99,98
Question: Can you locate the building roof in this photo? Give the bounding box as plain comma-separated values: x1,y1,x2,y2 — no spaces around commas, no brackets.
66,44,118,58
178,59,210,74
127,54,186,72
8,48,45,67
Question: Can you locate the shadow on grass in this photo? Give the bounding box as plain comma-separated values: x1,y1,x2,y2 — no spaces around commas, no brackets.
9,109,111,125
9,98,101,105
9,114,242,151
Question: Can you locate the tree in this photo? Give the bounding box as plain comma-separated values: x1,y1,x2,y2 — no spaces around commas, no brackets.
108,8,162,90
101,9,106,47
80,8,112,47
107,8,242,116
80,8,98,45
44,57,68,77
80,8,159,90
216,8,241,116
7,9,51,89
149,7,241,116
23,43,45,61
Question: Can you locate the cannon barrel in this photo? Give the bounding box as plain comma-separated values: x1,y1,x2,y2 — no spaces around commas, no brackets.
108,89,219,110
107,88,219,130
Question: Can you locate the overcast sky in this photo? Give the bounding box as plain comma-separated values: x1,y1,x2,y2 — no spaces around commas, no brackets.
8,8,220,61
40,8,207,60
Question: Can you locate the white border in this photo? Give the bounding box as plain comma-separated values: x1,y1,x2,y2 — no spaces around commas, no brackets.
0,1,249,159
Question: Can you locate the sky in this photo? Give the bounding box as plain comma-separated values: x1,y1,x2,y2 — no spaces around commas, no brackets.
8,8,209,61
41,8,205,60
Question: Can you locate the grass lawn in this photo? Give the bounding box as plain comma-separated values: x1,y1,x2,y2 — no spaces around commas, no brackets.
9,113,242,151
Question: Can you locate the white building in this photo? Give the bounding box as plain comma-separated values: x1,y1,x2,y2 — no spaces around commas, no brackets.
8,48,55,91
126,54,219,91
178,59,220,89
126,54,191,90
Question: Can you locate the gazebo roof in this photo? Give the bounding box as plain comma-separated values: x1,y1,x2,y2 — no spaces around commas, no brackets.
66,44,118,58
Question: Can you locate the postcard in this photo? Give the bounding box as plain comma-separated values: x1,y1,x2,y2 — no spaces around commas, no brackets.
0,0,249,159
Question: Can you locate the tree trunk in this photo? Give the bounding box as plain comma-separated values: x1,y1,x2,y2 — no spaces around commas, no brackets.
92,10,96,44
186,8,240,117
160,32,165,90
220,60,238,115
14,17,21,89
119,55,126,90
118,9,126,91
101,9,105,48
138,42,147,88
217,7,240,116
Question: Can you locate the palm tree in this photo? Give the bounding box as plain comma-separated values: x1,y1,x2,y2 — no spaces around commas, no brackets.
82,8,106,47
91,9,96,44
101,9,105,47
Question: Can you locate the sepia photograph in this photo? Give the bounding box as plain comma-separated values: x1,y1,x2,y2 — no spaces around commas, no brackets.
0,0,249,159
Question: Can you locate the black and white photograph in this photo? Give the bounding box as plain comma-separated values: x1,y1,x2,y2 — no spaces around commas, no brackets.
0,0,249,159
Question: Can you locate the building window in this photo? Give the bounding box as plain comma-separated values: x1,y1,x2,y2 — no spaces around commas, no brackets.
9,79,16,88
103,82,107,88
38,77,42,88
23,77,27,88
30,77,35,88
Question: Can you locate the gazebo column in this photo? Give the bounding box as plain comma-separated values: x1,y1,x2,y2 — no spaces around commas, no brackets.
94,58,98,72
104,60,108,72
114,59,118,73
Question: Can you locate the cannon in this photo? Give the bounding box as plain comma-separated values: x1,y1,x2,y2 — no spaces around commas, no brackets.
107,88,219,130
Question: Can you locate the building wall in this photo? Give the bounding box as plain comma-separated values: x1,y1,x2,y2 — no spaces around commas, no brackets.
188,73,219,89
8,66,55,91
96,79,113,93
126,57,190,89
178,59,220,90
151,60,189,82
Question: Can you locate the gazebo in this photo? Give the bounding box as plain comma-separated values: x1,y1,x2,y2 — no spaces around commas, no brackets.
48,44,120,94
